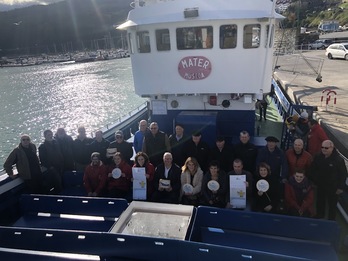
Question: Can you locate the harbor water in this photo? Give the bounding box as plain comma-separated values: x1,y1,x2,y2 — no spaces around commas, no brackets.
0,58,145,166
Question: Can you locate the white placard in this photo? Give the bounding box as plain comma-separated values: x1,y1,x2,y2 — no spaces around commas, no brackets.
229,175,246,209
132,167,147,200
152,100,167,115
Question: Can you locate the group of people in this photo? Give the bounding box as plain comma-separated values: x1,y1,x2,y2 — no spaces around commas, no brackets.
3,119,347,220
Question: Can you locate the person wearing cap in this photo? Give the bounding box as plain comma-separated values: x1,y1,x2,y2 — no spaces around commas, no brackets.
307,119,328,156
295,111,310,144
233,131,258,177
3,134,43,193
90,130,110,165
83,152,108,197
309,140,348,220
142,122,171,167
256,136,288,188
133,120,149,153
169,123,189,167
184,130,210,172
209,136,234,173
285,138,312,177
73,126,93,171
108,130,133,165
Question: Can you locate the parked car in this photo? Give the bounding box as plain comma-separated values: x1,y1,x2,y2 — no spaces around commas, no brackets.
308,39,332,49
325,43,348,60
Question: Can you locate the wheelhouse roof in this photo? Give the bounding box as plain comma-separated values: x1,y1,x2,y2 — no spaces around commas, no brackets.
117,9,283,29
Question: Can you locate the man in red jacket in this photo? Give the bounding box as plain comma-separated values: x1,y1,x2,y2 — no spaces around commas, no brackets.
286,138,312,177
307,119,328,156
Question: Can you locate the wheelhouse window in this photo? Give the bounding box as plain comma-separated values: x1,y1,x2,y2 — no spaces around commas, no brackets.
176,26,213,50
243,24,261,49
220,25,237,49
137,31,151,53
156,29,171,51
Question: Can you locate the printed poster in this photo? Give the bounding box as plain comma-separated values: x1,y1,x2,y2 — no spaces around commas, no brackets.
229,175,246,209
132,167,147,200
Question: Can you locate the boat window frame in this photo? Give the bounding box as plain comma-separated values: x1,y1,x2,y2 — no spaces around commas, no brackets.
219,24,237,49
128,33,134,54
243,24,261,49
156,29,171,51
265,25,274,48
136,31,151,53
176,26,213,50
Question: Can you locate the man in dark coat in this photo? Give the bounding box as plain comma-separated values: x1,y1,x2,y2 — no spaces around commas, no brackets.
151,152,181,204
256,136,288,182
256,136,288,200
4,134,43,193
108,130,133,165
209,136,234,173
91,130,110,165
184,131,210,172
309,140,348,220
55,128,74,171
169,123,189,167
234,131,258,177
143,122,171,167
39,129,64,193
73,126,93,171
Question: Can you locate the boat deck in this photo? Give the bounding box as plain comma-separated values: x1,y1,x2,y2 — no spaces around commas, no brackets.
255,96,283,140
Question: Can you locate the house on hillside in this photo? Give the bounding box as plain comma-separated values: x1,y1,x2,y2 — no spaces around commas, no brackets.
318,20,339,33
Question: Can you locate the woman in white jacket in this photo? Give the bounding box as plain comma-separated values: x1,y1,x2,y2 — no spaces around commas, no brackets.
180,157,203,206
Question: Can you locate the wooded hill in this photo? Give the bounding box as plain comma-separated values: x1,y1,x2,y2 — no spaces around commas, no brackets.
2,0,348,56
0,0,132,56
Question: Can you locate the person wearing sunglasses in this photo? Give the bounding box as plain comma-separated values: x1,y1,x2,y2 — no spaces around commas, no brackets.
3,134,43,193
309,140,348,220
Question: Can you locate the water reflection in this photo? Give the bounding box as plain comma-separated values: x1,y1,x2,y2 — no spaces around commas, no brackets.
0,59,144,165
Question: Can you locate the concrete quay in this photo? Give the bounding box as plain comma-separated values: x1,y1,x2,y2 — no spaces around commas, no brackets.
273,50,348,158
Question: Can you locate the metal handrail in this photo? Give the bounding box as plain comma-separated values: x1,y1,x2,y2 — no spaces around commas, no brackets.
1,101,149,179
101,101,148,132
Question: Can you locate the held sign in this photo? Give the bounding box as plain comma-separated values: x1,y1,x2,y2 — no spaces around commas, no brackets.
178,56,212,80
